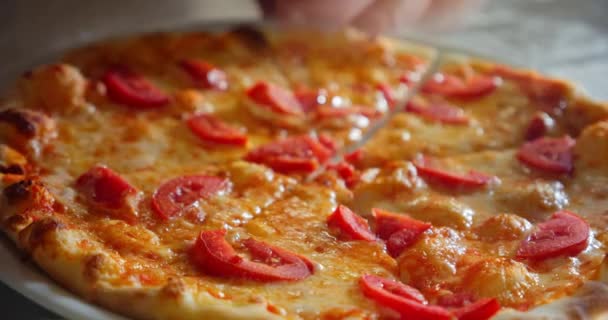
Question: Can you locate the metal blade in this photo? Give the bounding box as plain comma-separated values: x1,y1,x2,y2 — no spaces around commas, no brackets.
306,52,443,182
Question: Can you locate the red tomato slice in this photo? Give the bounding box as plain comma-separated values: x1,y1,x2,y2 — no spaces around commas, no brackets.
244,135,333,173
294,86,323,113
102,66,169,109
494,66,567,116
317,134,338,153
314,105,381,119
327,205,376,241
246,81,303,115
414,157,493,189
327,161,359,188
517,136,575,174
453,298,501,320
359,275,451,320
525,112,553,141
376,83,395,108
186,114,247,146
406,101,469,125
152,175,228,219
437,292,476,308
179,59,228,90
190,229,314,281
373,208,431,241
422,73,497,100
372,208,431,257
516,210,589,260
76,165,137,210
344,149,364,164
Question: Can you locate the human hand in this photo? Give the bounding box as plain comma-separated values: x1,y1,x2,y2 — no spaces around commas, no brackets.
259,0,484,34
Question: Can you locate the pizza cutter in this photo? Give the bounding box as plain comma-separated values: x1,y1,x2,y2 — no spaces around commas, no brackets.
306,50,443,182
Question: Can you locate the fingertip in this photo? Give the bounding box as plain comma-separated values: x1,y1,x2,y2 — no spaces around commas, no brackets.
352,0,432,34
273,0,374,30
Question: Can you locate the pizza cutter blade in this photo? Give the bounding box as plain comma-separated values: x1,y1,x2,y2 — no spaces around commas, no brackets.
306,51,443,182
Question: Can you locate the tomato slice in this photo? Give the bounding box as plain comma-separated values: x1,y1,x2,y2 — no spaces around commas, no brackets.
76,165,137,210
406,101,469,125
525,112,553,141
516,136,575,174
327,161,359,188
317,134,337,153
190,229,314,281
179,59,228,90
422,73,497,100
372,208,431,257
244,135,333,173
327,205,376,241
294,86,323,113
437,292,476,308
102,66,169,109
376,83,395,108
344,149,364,164
359,275,451,320
186,113,247,146
452,298,501,320
414,157,493,189
494,66,568,116
516,210,589,260
246,81,303,115
151,175,228,219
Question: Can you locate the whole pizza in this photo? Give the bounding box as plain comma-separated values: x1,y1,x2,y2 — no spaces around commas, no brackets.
0,25,607,319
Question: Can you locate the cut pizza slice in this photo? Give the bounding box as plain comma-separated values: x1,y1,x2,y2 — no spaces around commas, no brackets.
357,57,608,168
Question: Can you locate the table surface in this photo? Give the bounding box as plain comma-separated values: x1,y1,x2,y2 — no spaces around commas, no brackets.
0,0,607,318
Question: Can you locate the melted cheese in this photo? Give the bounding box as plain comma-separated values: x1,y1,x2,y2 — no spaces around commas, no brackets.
0,29,607,320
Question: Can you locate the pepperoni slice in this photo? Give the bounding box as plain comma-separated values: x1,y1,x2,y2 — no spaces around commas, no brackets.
406,101,469,124
190,229,314,281
452,298,501,320
152,175,228,219
422,73,497,100
102,66,169,108
525,112,554,141
373,208,431,257
186,114,247,146
244,135,333,173
517,136,575,174
359,275,451,320
516,210,589,260
76,165,137,210
327,205,376,241
179,59,228,90
414,157,493,189
314,105,381,119
246,81,303,115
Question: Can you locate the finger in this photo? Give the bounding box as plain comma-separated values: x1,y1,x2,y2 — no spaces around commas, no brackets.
419,0,486,30
352,0,432,34
273,0,374,30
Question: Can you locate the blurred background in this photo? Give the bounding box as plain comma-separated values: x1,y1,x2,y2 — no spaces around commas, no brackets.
0,0,607,317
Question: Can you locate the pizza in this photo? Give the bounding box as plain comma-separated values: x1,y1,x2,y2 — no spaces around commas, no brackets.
0,25,607,320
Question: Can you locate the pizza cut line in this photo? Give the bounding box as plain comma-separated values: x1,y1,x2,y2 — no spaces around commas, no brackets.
0,26,607,319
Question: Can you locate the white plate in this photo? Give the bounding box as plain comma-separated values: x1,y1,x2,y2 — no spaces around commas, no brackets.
0,238,126,320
